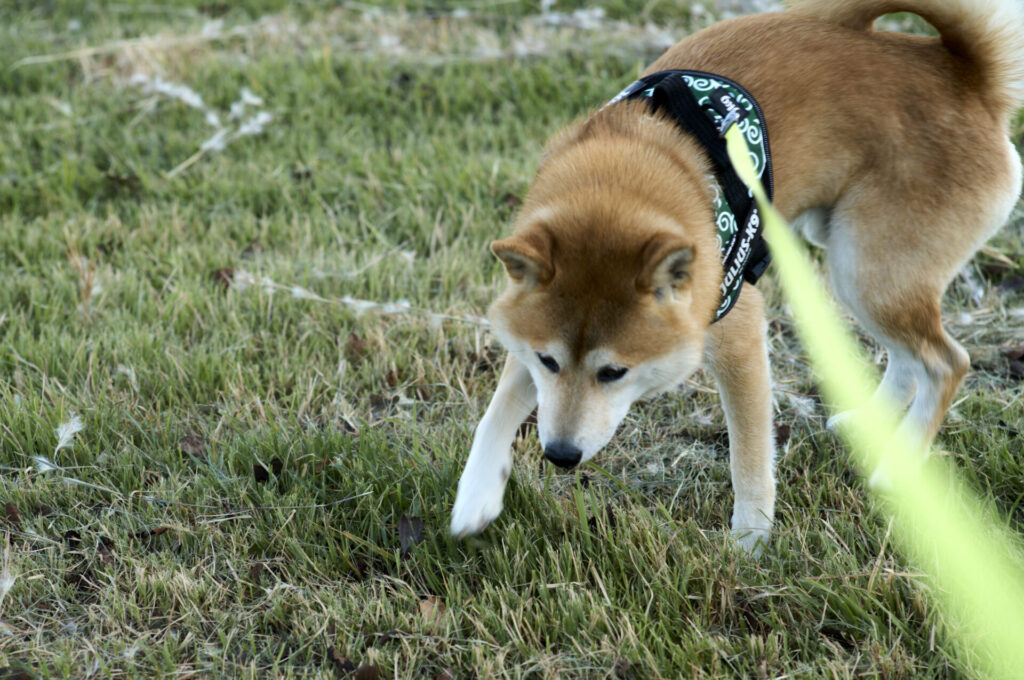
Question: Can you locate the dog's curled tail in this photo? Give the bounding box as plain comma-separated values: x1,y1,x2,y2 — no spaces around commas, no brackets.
786,0,1024,116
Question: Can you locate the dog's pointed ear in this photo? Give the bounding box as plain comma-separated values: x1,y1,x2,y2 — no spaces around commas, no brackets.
636,235,695,297
491,233,553,287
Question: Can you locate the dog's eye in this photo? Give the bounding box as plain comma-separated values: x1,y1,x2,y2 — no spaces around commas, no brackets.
536,353,559,374
597,365,629,383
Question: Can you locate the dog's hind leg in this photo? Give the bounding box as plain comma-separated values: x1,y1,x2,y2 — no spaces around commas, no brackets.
822,197,1010,487
822,133,1021,486
826,344,919,433
836,283,968,489
706,285,776,554
451,354,537,537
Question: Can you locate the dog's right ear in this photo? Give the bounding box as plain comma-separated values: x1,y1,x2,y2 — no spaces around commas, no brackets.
636,234,695,296
491,234,553,287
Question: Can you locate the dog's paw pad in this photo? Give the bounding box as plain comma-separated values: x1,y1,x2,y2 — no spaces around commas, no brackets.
450,487,504,539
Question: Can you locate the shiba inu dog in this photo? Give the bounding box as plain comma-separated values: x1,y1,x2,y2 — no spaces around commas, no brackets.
451,0,1024,551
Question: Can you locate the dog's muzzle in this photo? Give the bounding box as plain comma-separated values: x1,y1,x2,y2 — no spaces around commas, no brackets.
544,441,582,469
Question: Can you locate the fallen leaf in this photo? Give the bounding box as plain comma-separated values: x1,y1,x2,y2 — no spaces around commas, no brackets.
66,567,96,592
466,350,497,377
0,665,37,680
346,332,369,359
399,515,425,558
614,659,636,679
978,260,1014,281
142,468,162,487
377,630,408,644
369,393,397,419
517,409,538,440
998,420,1021,438
390,71,413,89
133,527,169,540
419,595,446,624
102,171,141,198
62,530,81,550
348,558,366,580
774,423,792,451
353,666,380,680
178,431,205,457
769,318,794,338
242,240,264,256
212,268,235,288
1000,344,1024,361
3,503,20,529
998,275,1024,294
327,647,356,677
198,3,230,18
97,536,114,566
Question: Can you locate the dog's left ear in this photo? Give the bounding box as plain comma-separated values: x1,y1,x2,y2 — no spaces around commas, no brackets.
491,232,554,287
636,235,695,296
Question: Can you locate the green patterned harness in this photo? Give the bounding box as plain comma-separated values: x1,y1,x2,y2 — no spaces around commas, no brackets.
606,70,774,321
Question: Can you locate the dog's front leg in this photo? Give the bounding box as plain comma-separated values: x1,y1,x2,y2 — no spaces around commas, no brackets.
706,286,776,554
450,353,537,537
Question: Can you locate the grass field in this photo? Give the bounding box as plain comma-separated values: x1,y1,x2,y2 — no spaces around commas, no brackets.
2,1,1023,677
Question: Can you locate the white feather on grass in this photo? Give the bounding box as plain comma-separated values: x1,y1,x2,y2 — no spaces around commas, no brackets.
128,75,276,177
54,413,84,454
237,111,273,137
32,456,59,472
230,269,487,326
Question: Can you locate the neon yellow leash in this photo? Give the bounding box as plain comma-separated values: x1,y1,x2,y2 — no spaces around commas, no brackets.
723,124,1024,678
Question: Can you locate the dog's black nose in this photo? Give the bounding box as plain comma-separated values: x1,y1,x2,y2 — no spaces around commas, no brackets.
544,441,582,469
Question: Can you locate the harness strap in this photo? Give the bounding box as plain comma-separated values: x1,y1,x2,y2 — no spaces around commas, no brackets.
646,74,753,228
610,70,775,320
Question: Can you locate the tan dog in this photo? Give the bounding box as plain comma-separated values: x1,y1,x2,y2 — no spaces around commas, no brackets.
451,0,1024,551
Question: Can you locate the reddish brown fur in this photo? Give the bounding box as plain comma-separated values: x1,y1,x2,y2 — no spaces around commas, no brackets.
491,104,723,362
454,0,1024,546
494,9,1020,443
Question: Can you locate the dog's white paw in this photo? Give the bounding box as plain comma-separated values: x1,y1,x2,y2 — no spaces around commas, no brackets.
867,465,894,493
731,501,772,556
731,527,770,556
826,409,856,434
450,465,509,538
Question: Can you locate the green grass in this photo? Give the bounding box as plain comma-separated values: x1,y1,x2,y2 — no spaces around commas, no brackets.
1,2,1023,677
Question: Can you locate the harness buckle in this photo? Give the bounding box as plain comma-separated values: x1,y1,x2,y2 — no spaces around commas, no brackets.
718,110,741,137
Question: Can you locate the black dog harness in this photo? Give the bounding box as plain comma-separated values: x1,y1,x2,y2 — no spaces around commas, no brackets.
606,70,774,321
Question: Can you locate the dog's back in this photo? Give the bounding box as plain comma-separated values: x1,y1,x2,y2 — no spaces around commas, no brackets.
787,0,1024,116
648,0,1024,220
648,0,1024,485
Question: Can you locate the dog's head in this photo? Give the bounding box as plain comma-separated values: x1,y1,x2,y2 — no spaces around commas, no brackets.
488,120,722,468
